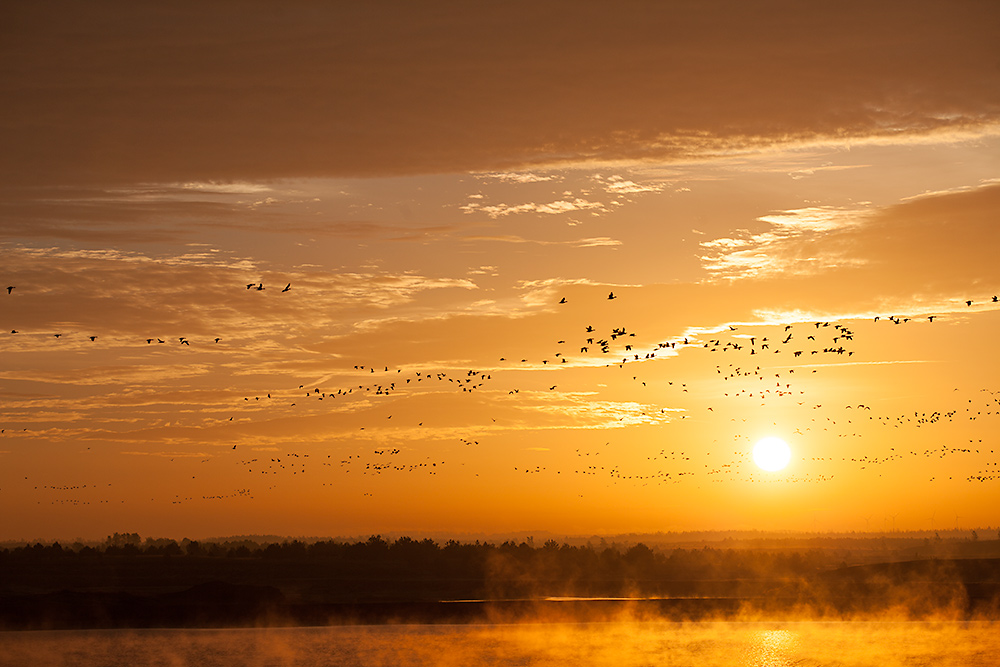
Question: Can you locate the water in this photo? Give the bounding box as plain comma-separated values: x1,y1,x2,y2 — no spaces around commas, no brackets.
2,621,997,666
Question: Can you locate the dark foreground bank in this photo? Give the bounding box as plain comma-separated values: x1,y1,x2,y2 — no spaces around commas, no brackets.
2,559,1000,629
3,535,1000,629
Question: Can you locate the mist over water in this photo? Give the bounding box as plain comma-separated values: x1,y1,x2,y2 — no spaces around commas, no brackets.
4,621,997,667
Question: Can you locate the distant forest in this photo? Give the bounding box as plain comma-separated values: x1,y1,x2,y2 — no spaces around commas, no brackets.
3,532,1000,628
4,532,1000,598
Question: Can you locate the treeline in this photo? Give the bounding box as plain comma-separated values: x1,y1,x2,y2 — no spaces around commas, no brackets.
0,534,837,583
4,533,998,587
5,533,1000,609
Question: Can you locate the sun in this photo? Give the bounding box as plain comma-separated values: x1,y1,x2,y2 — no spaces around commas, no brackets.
752,437,791,472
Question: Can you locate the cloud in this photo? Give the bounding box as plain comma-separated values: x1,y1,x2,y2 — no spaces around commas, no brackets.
788,164,868,180
0,246,483,353
514,278,599,290
696,183,1000,318
461,234,621,248
596,175,663,195
509,396,669,430
699,206,872,280
4,1,997,186
477,172,561,184
177,182,273,195
573,237,621,248
461,198,608,218
0,181,470,243
0,364,213,387
799,360,935,369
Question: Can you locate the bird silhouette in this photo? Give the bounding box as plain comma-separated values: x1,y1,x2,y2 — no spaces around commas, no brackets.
282,283,291,292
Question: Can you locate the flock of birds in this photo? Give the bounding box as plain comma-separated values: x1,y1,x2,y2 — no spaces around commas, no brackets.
2,281,999,513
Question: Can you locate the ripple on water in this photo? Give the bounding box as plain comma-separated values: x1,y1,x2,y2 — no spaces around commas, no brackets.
1,621,997,667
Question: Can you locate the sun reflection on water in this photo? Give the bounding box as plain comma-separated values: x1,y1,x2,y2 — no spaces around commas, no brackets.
4,621,1000,666
741,629,800,667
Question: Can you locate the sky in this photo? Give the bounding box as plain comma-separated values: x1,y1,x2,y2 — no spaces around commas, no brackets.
2,1,999,540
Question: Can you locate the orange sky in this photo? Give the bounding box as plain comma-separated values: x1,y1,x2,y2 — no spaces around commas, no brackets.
1,1,999,540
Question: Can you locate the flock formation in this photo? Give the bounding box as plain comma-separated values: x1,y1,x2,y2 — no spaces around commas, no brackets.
2,282,999,514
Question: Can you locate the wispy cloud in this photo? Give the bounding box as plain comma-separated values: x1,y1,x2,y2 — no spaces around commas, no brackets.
0,181,471,243
573,237,621,248
462,234,621,248
475,172,562,184
693,184,1000,324
510,397,670,430
594,175,663,195
699,206,872,280
1,246,486,354
0,364,213,387
788,164,869,180
461,197,608,218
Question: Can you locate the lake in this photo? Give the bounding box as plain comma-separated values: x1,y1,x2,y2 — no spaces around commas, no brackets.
3,621,997,666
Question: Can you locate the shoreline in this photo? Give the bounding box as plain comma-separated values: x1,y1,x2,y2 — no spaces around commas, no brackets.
2,591,998,631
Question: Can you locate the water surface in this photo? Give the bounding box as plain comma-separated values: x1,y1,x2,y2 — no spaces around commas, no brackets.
3,621,997,666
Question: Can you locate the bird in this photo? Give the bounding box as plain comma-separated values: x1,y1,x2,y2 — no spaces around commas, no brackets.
608,292,617,300
5,286,12,294
282,283,291,292
89,336,97,341
558,297,566,304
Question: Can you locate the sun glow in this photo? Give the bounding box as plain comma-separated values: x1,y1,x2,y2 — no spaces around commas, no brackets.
753,437,791,472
